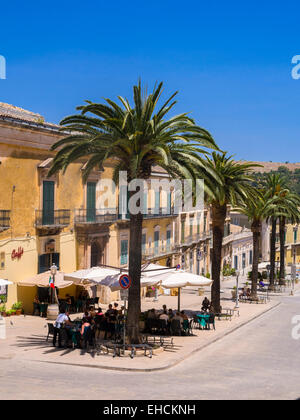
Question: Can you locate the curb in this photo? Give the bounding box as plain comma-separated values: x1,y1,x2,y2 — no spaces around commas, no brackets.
33,300,281,373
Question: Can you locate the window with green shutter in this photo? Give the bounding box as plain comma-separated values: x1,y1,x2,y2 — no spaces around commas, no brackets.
87,182,96,222
42,181,54,225
120,240,128,265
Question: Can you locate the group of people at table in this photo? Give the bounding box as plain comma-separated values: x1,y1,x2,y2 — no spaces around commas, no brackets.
52,296,215,348
52,302,125,348
33,289,92,317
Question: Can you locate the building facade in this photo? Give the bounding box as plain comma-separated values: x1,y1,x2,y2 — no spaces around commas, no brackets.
0,103,210,312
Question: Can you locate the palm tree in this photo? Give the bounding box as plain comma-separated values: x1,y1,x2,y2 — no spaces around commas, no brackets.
272,191,300,284
234,192,277,299
201,153,259,312
265,174,288,289
48,80,219,343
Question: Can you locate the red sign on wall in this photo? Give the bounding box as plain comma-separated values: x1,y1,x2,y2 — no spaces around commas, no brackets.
11,247,24,260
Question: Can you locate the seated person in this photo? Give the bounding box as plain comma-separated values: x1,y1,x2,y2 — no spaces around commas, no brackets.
147,308,157,319
82,311,92,323
159,311,169,322
33,295,40,316
259,280,266,288
201,297,210,312
89,306,97,319
168,308,174,319
180,310,188,320
173,311,183,325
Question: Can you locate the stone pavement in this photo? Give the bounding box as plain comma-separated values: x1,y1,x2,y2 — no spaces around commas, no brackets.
0,284,281,372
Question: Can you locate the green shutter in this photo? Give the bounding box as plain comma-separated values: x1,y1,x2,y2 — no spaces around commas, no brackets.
121,240,128,265
155,192,160,215
154,231,159,253
43,181,54,225
87,182,96,222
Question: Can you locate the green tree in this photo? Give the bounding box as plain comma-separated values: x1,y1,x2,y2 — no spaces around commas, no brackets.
48,81,219,343
234,192,277,298
264,174,288,289
201,152,259,312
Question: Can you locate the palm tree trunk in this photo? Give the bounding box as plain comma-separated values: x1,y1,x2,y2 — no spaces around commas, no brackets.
127,211,143,344
211,204,227,314
269,217,277,290
251,221,261,299
279,216,286,285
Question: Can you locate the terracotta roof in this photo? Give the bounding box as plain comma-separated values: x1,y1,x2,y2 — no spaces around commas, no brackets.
0,102,59,129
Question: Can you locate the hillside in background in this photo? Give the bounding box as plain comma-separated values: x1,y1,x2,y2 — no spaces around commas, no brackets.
247,162,300,195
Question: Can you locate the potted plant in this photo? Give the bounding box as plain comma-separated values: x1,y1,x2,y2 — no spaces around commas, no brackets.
0,304,6,316
12,302,23,315
231,286,237,300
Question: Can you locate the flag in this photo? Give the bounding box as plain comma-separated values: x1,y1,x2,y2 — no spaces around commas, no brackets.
49,276,55,289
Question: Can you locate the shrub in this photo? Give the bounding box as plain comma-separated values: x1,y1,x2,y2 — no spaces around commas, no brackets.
12,302,23,310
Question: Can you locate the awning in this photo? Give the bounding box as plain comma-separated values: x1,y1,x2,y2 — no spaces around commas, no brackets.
64,265,164,291
17,271,73,289
64,267,120,284
160,271,212,289
0,279,13,286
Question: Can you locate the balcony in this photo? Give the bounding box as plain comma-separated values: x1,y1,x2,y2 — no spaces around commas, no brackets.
35,210,70,228
118,207,176,221
0,210,10,232
142,243,177,260
180,231,212,247
75,208,117,225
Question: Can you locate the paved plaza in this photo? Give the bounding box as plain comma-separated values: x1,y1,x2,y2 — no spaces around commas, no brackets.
1,279,299,399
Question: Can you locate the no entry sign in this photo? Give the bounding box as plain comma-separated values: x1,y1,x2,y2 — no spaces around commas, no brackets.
119,274,132,289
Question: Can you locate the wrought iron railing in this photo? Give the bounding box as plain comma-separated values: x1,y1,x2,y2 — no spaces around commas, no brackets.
35,210,70,227
142,243,176,258
75,208,117,224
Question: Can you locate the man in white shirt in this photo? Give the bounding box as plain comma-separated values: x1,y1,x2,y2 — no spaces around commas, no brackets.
53,309,73,347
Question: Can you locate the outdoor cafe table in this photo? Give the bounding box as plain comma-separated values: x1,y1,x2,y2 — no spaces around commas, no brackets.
197,313,210,328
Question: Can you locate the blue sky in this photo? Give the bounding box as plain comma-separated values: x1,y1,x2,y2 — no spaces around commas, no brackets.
0,0,299,162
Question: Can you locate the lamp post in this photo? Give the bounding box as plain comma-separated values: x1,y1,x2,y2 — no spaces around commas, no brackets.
50,264,58,304
235,269,240,309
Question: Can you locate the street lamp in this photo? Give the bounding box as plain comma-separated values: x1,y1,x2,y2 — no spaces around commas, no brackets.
235,269,240,309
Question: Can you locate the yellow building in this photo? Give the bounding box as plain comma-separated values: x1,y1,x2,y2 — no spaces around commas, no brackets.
275,222,300,266
0,103,211,313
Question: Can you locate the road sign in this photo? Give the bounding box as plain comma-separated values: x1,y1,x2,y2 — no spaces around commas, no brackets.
119,274,132,289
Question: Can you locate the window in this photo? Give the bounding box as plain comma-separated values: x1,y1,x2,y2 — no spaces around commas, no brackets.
181,220,185,243
203,213,207,233
234,255,238,270
155,191,160,215
294,229,298,243
120,240,128,265
167,192,172,213
242,253,246,269
189,218,193,237
249,250,253,265
154,231,159,253
42,180,54,225
166,230,171,251
87,182,96,222
142,234,146,253
0,252,5,270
